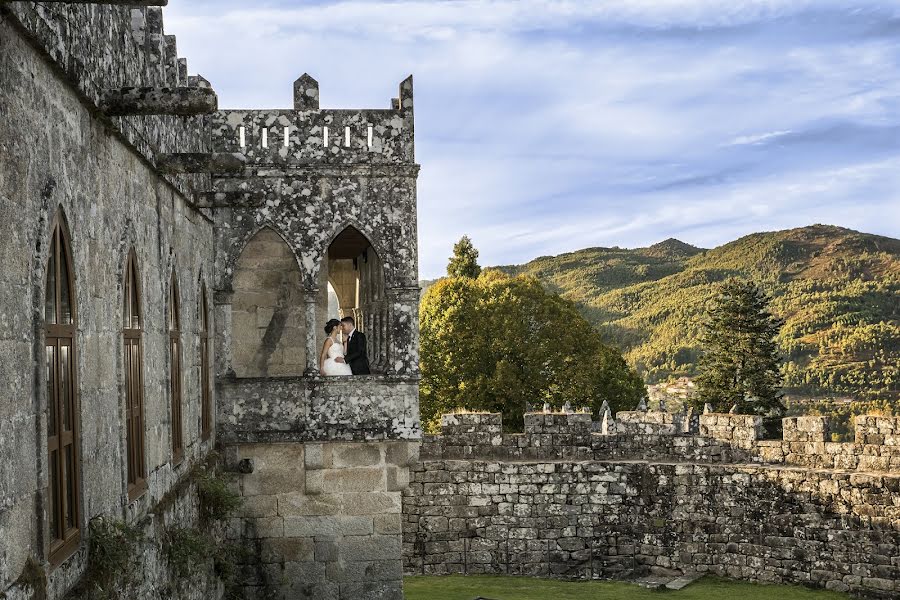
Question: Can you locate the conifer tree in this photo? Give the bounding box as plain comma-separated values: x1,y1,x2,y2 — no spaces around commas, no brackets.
447,235,481,279
695,278,785,415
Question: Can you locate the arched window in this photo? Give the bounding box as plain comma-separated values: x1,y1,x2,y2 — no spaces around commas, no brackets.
323,226,387,372
123,250,146,499
199,286,211,440
169,274,184,463
44,216,81,566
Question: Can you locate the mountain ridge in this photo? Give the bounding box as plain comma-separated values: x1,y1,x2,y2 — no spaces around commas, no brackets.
423,224,899,402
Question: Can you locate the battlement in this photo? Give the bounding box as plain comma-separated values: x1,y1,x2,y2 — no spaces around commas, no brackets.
208,75,415,170
407,411,900,596
2,3,216,200
421,411,900,473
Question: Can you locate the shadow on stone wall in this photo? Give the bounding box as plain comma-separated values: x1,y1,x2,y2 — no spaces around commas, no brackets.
402,410,900,598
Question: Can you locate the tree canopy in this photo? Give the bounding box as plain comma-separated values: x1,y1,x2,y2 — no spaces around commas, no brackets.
419,269,645,431
447,235,482,279
695,278,785,415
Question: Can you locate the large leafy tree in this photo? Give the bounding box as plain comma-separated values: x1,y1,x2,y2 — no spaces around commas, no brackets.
447,235,482,279
695,278,785,415
420,269,645,431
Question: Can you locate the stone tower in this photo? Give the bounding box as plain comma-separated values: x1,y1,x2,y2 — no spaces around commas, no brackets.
209,75,422,599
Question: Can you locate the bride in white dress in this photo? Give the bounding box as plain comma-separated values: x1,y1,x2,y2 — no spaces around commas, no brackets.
320,319,353,376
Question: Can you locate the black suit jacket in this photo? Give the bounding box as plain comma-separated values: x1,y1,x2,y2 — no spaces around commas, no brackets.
344,330,371,375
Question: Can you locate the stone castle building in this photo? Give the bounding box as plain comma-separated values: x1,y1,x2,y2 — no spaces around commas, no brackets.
1,2,419,599
2,3,900,600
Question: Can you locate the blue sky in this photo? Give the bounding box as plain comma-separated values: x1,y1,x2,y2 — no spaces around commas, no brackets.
164,0,900,279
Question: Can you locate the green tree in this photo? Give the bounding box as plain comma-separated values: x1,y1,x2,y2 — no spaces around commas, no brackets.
695,278,785,415
447,235,482,279
420,269,645,431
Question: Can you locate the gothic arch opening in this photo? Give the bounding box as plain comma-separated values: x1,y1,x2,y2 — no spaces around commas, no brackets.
319,226,388,373
232,228,306,377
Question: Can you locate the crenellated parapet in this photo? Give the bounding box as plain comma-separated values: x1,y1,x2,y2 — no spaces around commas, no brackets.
1,2,217,199
421,410,900,473
208,75,415,171
406,410,900,596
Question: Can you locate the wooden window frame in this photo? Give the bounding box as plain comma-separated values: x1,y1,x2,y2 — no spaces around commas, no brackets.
199,286,212,441
123,250,147,501
45,217,81,568
169,274,184,464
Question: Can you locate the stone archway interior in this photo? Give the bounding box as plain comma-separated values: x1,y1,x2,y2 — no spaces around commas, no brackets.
320,226,388,373
231,228,306,377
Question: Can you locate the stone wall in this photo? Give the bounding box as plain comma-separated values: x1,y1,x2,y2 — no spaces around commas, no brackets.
403,412,900,598
224,440,418,600
2,2,213,199
218,376,421,444
1,4,422,600
0,6,220,600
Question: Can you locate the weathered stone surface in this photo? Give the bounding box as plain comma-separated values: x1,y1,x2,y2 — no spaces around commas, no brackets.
102,86,218,116
156,152,246,174
219,376,421,442
284,516,374,538
332,442,383,468
0,6,219,600
406,412,900,598
294,73,320,111
232,441,413,599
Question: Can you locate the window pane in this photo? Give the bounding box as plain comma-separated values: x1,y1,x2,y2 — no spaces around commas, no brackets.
46,344,56,436
200,290,208,333
45,242,57,325
135,410,143,478
49,450,60,541
123,273,132,328
64,445,75,530
60,344,70,431
171,336,182,455
130,262,141,329
59,242,72,325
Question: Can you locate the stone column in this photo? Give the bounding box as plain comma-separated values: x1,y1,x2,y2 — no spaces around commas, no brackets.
386,286,419,376
213,290,234,377
303,289,320,376
379,307,388,371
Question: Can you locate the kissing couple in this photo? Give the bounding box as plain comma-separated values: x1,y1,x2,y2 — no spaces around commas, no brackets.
319,316,371,376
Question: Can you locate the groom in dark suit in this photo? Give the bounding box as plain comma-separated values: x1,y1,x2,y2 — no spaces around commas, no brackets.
338,316,371,375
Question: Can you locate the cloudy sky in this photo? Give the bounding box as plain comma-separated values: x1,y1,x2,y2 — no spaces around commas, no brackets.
164,0,900,279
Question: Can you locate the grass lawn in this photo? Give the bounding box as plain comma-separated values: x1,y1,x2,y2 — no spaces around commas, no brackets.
404,575,849,600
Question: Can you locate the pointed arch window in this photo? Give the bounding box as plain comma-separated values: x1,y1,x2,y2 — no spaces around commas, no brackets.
45,217,81,566
123,250,146,499
169,274,184,463
199,286,211,440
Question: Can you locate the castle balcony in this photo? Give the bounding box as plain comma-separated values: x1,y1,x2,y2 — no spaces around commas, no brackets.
217,374,420,444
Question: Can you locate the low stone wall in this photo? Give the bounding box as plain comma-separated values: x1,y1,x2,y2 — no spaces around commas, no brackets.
402,412,900,598
225,439,418,600
218,376,421,443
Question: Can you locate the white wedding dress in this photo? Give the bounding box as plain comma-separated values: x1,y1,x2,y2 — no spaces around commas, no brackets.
322,340,353,376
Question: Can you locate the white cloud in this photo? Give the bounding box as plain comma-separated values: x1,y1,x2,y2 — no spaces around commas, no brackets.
728,130,793,146
162,0,900,278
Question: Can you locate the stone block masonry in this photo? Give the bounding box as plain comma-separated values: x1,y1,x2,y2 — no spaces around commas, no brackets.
1,5,219,600
403,412,900,598
1,3,420,600
225,440,418,600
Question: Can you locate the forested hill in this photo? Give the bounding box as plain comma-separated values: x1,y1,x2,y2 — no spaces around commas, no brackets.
491,224,900,401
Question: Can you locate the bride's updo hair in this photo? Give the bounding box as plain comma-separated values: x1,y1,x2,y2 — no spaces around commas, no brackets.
324,319,341,335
